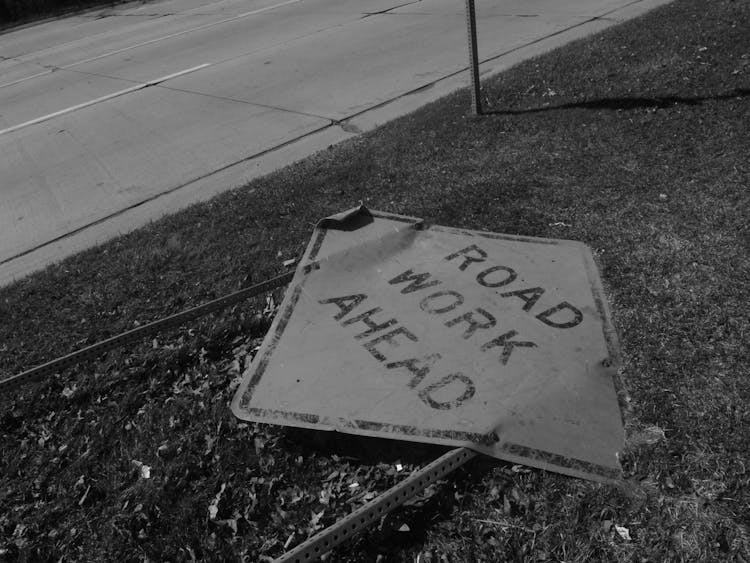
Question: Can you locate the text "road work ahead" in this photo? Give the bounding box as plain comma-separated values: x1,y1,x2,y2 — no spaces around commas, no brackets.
319,244,584,411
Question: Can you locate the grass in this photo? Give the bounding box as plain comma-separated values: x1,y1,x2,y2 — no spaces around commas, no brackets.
0,0,152,27
1,0,749,560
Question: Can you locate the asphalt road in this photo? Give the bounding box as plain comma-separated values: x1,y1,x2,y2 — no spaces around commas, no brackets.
0,0,669,284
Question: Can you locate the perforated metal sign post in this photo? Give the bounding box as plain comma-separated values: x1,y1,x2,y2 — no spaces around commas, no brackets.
276,447,477,563
232,207,624,482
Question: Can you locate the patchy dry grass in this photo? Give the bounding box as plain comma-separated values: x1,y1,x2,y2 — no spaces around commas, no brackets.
1,0,749,561
0,0,150,26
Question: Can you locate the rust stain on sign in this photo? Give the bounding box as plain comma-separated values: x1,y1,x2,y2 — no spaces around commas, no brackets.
232,207,624,482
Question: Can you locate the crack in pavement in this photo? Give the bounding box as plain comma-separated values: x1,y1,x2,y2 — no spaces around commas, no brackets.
0,54,56,77
359,0,423,19
157,83,336,122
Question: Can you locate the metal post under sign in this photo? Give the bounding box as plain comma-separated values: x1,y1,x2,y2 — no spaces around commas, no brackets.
465,0,482,115
275,447,477,562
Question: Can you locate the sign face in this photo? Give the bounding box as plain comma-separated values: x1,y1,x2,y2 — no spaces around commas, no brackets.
232,207,624,482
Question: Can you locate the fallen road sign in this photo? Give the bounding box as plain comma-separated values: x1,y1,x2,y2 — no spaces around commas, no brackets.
232,206,624,482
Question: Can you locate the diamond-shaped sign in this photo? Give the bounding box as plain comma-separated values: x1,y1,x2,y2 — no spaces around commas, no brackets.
232,207,624,481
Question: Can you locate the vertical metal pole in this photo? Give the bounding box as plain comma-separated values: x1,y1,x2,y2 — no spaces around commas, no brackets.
465,0,482,115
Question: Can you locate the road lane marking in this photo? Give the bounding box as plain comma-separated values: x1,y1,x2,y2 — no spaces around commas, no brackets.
0,69,54,90
0,63,210,136
68,0,304,67
0,0,302,90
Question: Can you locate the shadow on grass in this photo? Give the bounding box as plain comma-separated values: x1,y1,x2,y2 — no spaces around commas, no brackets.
482,87,750,115
283,427,452,465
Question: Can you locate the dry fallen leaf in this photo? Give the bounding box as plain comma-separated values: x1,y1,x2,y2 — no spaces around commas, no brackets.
131,460,151,479
309,510,326,533
615,525,632,541
209,483,226,520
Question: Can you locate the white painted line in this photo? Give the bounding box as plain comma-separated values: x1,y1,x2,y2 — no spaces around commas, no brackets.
0,63,210,136
69,0,303,68
142,63,211,84
0,0,302,90
0,69,55,90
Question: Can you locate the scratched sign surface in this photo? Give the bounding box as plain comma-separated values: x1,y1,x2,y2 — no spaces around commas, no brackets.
232,207,624,482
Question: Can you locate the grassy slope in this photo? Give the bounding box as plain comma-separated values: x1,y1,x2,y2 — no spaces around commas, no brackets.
1,0,749,560
0,0,148,27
